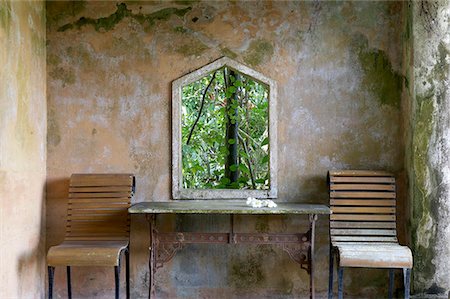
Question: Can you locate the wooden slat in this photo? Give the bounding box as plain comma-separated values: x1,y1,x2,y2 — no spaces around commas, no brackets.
66,234,129,238
330,214,396,221
70,174,133,187
331,236,398,242
67,230,128,237
67,222,130,229
68,211,129,216
329,170,394,177
67,219,129,224
64,236,129,241
331,206,395,214
330,221,396,229
69,203,130,209
69,186,133,193
330,199,396,206
69,192,132,198
68,210,129,216
67,231,129,236
330,177,395,184
330,229,397,236
68,227,128,235
67,226,130,235
330,191,395,199
68,208,128,213
67,224,129,229
67,232,129,237
330,184,395,191
67,228,129,234
68,197,130,204
67,214,127,221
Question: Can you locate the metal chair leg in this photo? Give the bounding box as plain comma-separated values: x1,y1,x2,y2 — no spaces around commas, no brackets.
67,266,72,299
125,248,130,299
403,268,411,299
48,266,55,299
115,265,120,299
328,248,334,299
388,269,394,299
337,267,344,299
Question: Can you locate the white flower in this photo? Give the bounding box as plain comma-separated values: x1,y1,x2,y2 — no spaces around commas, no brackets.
246,197,277,208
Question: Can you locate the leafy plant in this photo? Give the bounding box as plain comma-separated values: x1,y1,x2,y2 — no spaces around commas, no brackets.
181,67,269,190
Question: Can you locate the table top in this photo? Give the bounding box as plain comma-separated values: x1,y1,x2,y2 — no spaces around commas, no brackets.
128,200,330,215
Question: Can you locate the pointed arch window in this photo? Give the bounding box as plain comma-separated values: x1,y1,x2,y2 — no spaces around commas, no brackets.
172,57,277,199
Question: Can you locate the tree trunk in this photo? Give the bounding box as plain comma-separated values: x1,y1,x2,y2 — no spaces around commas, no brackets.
224,68,240,185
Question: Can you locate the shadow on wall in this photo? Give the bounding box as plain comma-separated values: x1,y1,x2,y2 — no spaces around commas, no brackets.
17,183,46,298
296,175,329,204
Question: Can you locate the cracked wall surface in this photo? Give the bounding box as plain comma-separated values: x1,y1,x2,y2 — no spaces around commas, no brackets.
408,1,450,296
0,1,47,298
46,1,406,298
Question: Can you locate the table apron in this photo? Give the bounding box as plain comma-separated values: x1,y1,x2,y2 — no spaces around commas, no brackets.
157,232,310,245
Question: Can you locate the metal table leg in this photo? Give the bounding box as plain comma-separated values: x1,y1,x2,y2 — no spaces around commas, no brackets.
147,214,156,299
309,214,318,299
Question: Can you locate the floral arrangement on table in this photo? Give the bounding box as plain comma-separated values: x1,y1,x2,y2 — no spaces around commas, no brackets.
246,197,277,208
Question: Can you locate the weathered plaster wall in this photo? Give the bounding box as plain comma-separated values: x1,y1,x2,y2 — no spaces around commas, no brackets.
408,1,450,296
46,1,406,298
0,1,47,298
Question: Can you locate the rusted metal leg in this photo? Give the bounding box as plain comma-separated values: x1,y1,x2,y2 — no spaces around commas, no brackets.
388,269,394,299
48,266,55,299
337,266,344,299
403,268,411,299
328,247,334,299
115,265,120,299
309,214,318,299
147,214,156,299
125,248,130,299
67,266,72,299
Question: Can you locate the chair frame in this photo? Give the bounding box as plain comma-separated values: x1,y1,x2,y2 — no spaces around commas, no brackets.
47,173,134,299
327,170,412,299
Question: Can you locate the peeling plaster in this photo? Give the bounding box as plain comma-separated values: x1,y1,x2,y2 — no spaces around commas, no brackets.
410,0,450,294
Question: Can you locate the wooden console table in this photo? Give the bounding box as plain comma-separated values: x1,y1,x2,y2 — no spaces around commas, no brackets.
128,200,330,299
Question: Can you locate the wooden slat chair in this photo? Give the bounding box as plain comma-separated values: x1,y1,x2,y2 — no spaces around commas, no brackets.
327,170,412,299
47,174,135,299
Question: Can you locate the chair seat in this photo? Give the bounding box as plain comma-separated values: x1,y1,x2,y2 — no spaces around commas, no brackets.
47,240,129,267
334,242,413,268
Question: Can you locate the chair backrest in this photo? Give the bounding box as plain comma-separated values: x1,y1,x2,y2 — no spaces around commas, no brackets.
328,170,398,245
65,173,135,241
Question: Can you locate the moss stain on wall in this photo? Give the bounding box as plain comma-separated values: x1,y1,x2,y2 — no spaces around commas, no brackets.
0,1,11,31
355,36,403,108
175,41,208,57
244,38,274,67
49,66,76,87
410,93,437,282
229,253,265,289
57,3,191,33
47,107,61,148
255,215,270,233
15,57,35,150
220,47,238,59
46,1,86,26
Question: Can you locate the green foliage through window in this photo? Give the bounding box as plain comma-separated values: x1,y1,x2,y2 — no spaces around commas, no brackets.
182,67,269,190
